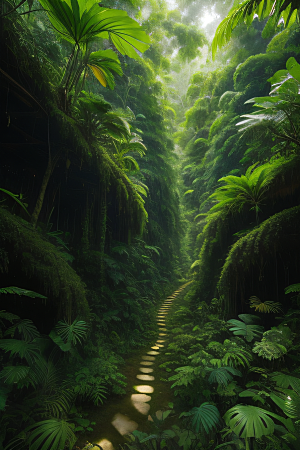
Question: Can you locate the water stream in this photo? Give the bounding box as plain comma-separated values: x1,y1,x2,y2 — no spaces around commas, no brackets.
82,283,190,450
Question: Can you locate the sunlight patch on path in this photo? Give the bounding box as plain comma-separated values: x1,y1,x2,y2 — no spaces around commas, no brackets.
111,413,138,436
136,374,155,381
134,385,154,393
139,367,154,373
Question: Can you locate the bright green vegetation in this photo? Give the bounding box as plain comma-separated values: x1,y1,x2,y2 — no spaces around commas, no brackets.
1,0,300,448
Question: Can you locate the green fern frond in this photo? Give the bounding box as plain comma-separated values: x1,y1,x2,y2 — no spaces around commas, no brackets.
0,287,47,299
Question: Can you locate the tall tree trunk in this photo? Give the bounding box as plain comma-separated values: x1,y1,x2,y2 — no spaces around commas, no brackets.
100,187,107,294
31,153,53,228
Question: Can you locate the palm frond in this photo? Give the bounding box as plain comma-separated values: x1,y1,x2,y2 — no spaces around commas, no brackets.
0,365,31,385
181,402,221,434
5,319,40,342
249,296,283,313
0,339,40,364
207,366,242,387
11,419,77,450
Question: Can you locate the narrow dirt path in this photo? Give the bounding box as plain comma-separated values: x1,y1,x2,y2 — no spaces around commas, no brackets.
81,283,190,450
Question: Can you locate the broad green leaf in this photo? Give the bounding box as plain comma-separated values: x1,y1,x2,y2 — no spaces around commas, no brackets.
286,57,300,83
224,404,288,439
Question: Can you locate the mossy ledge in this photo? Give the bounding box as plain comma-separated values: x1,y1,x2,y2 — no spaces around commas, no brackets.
0,208,89,320
219,205,300,315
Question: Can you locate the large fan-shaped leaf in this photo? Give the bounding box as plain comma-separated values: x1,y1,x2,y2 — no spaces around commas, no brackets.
0,310,20,323
55,319,88,345
271,372,300,394
228,315,264,342
182,402,220,434
207,366,242,386
0,365,30,384
9,419,77,450
0,339,40,363
38,0,150,58
5,319,40,342
249,296,283,313
224,404,289,439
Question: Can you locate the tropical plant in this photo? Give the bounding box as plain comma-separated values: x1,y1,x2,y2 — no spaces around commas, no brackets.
0,187,30,216
0,287,47,298
227,314,264,342
7,419,77,450
252,339,287,360
224,404,292,450
212,0,299,58
252,325,293,360
236,57,300,148
38,0,150,106
206,366,242,387
180,402,221,434
249,296,283,313
207,163,275,222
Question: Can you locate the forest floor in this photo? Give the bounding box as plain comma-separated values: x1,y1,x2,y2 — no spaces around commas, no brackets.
79,285,188,450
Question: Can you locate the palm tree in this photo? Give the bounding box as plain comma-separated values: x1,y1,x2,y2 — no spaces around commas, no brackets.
38,0,150,108
207,162,275,222
212,0,299,58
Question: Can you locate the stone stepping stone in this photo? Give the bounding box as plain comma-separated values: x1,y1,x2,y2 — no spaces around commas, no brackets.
96,439,114,450
159,333,167,336
159,328,167,331
136,374,155,381
134,385,154,393
139,367,154,374
140,361,154,365
147,351,159,355
111,413,138,436
155,344,164,347
157,340,165,343
132,401,150,415
131,393,151,402
151,346,160,350
142,355,155,361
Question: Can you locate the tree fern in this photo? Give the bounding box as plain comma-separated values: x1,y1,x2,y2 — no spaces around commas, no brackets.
181,402,220,434
208,163,274,222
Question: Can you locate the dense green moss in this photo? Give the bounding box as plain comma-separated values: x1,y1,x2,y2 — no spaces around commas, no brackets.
0,208,89,320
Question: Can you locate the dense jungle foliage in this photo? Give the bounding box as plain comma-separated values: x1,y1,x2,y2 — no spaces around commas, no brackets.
1,0,300,449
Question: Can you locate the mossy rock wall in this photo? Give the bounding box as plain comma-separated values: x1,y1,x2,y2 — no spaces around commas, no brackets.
0,208,89,321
